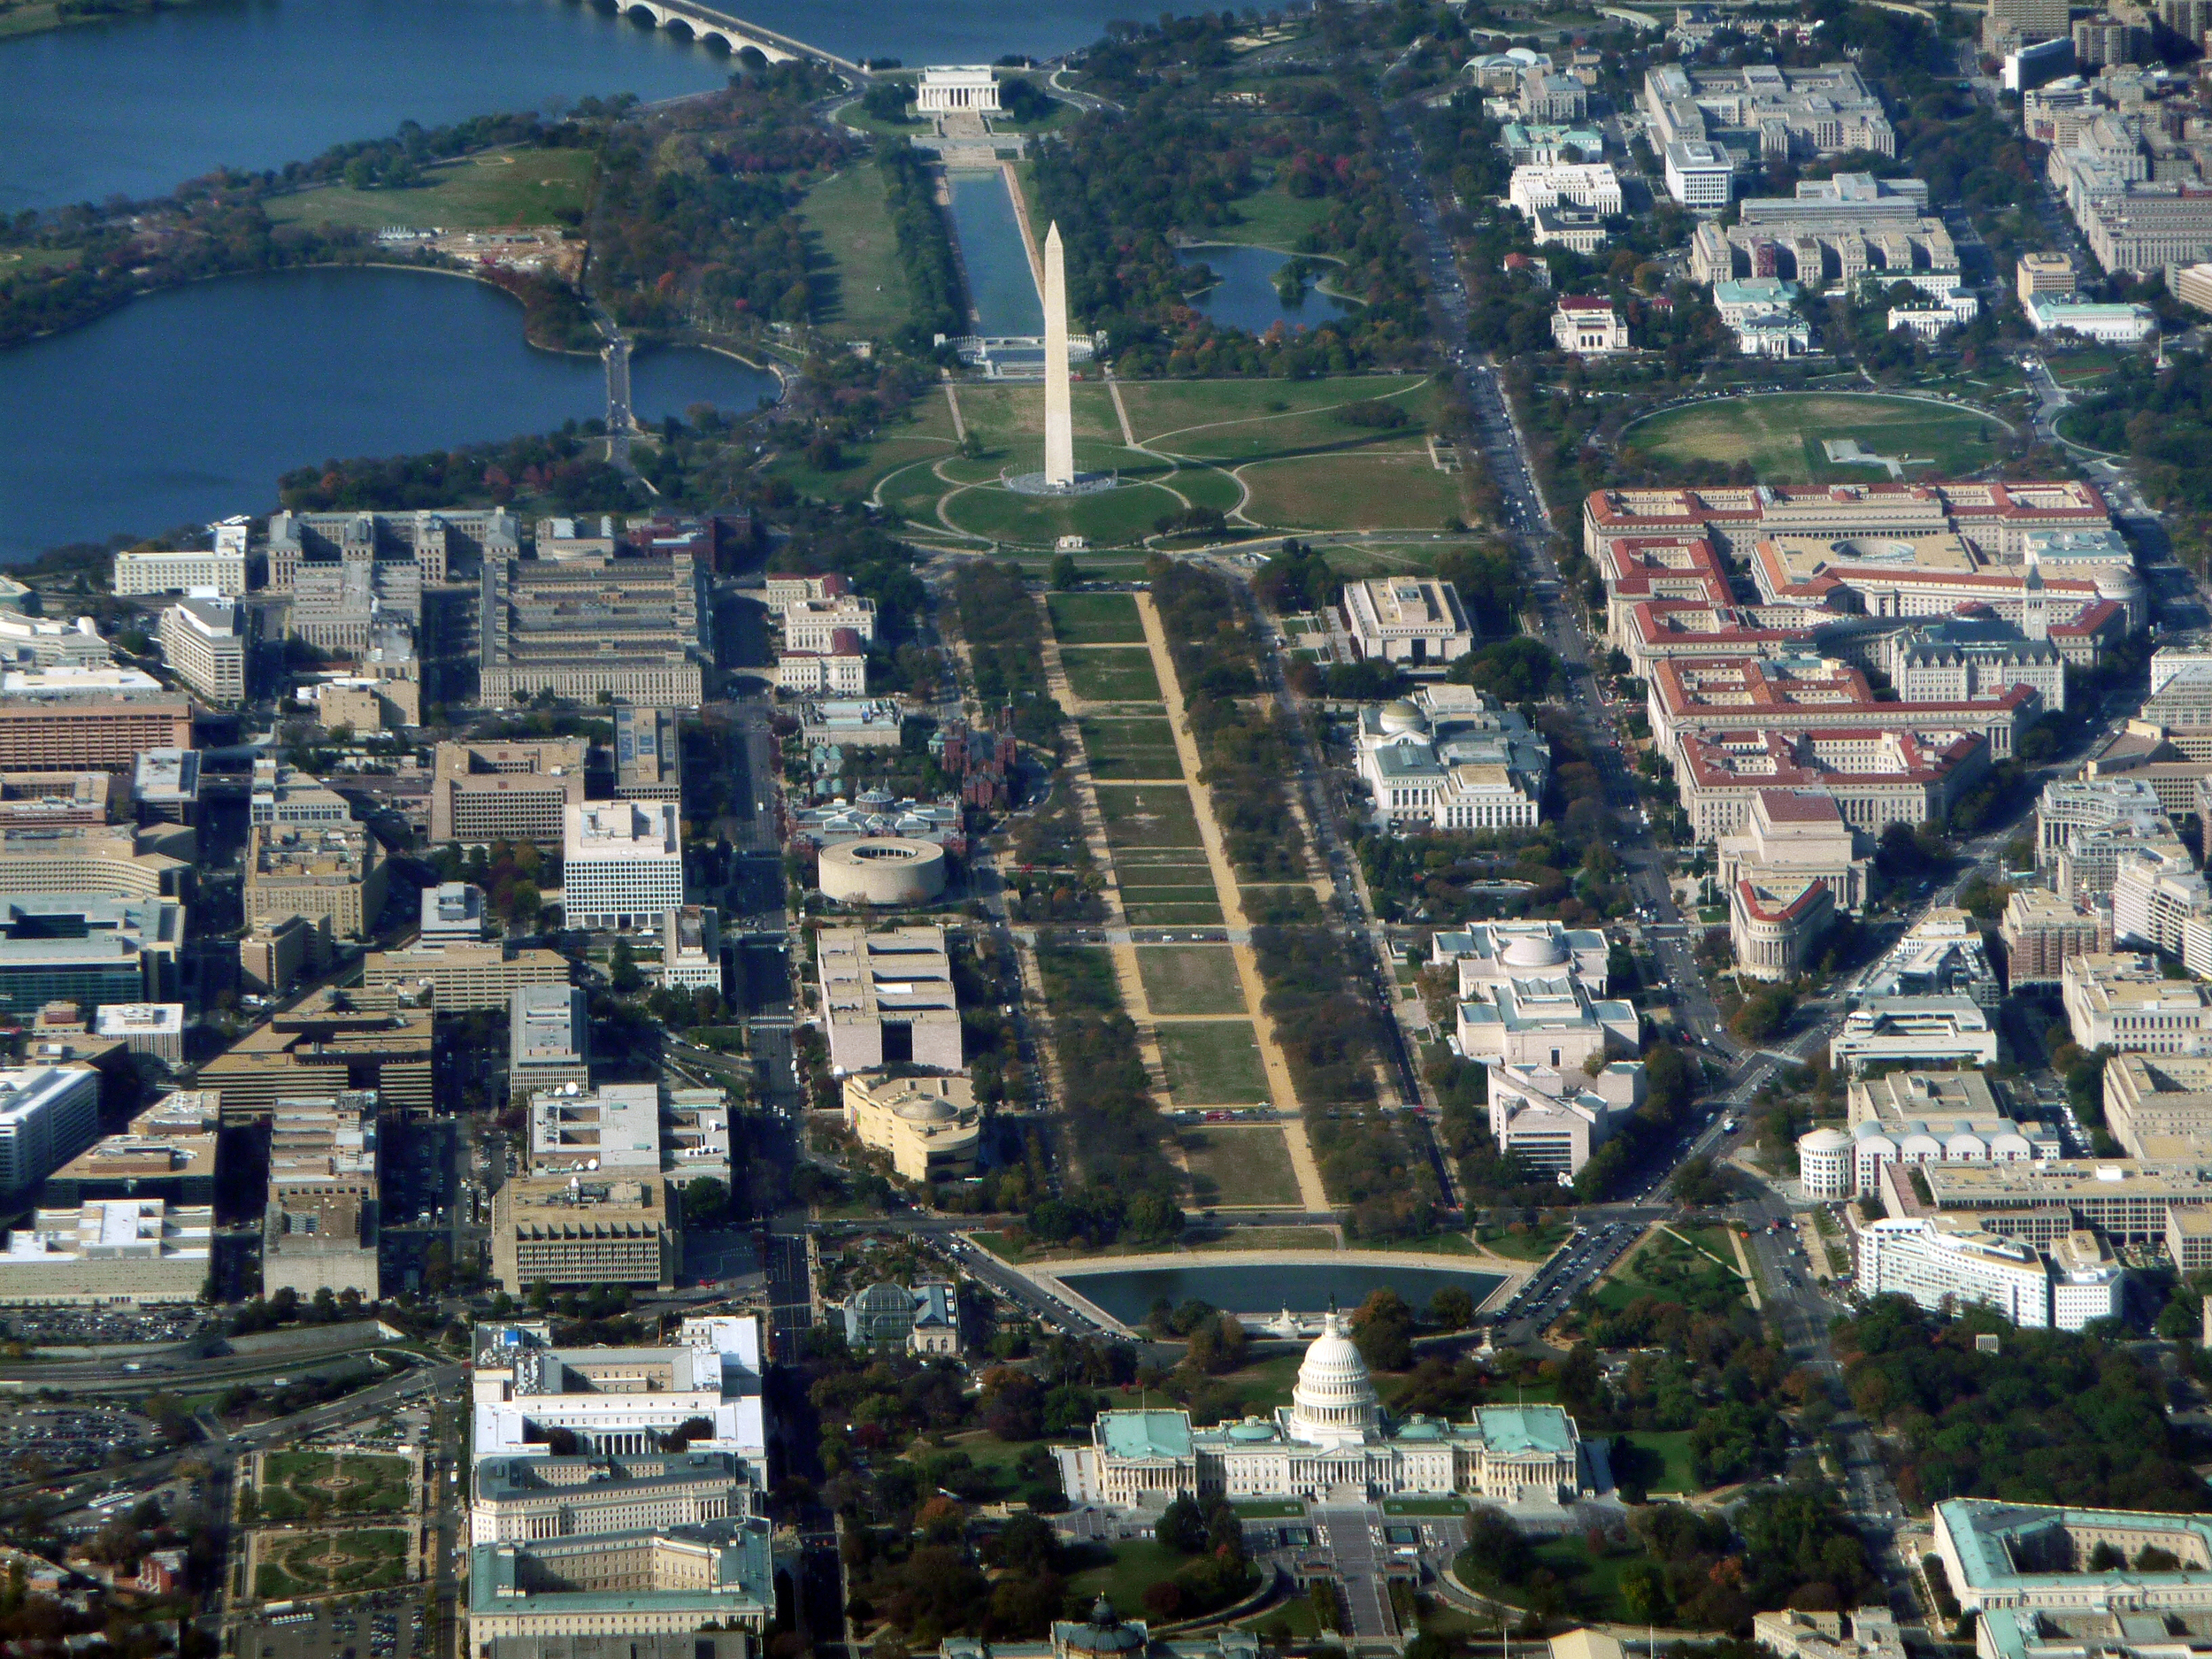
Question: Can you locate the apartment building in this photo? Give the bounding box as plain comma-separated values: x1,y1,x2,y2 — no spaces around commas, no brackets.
363,942,571,1012
429,740,588,847
157,597,247,705
564,803,683,932
111,546,247,598
2002,887,2111,987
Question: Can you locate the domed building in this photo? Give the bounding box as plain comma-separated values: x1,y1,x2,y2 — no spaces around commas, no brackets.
938,1596,1261,1659
1054,1314,1587,1509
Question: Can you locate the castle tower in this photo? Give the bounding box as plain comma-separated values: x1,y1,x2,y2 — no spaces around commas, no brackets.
1043,222,1076,489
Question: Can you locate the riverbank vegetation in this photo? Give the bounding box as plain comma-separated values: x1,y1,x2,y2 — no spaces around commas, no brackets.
0,0,210,40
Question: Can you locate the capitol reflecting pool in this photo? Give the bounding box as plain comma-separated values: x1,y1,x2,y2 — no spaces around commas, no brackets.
1057,1262,1506,1325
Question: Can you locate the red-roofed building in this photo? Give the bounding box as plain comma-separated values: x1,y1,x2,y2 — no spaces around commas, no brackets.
1582,478,2110,560
1731,876,1836,981
1648,654,2038,759
775,626,868,697
1594,534,1734,642
1675,726,1991,840
1620,598,1883,672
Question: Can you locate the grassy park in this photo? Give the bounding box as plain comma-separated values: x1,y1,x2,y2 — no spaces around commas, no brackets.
1624,392,2011,483
253,1529,411,1600
1062,649,1164,703
1079,718,1183,780
1135,946,1248,1014
799,165,910,342
1156,1022,1271,1102
1180,1125,1301,1207
775,373,1461,547
266,148,597,232
250,1451,412,1521
1049,592,1147,643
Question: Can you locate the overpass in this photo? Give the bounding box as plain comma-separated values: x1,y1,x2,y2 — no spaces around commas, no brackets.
609,0,871,81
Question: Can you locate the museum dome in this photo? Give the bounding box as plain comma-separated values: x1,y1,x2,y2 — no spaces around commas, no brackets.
1064,1601,1146,1657
896,1094,963,1124
1377,698,1428,735
1502,933,1570,969
1288,1312,1381,1447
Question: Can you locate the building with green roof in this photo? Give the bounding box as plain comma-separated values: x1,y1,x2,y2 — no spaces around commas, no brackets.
465,1520,774,1649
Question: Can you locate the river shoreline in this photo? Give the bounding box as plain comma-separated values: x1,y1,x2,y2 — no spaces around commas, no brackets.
0,0,209,42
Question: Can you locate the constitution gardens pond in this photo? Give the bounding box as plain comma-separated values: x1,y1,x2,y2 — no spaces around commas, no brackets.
1047,1257,1508,1327
1177,244,1359,336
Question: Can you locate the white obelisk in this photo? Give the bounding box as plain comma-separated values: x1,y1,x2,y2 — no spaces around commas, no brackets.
1042,220,1076,489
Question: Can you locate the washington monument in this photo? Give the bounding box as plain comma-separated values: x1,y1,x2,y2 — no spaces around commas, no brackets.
1043,220,1075,488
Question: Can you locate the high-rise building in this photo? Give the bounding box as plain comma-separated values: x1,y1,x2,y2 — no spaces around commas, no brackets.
0,1067,102,1198
563,803,683,931
613,705,681,803
0,695,192,772
510,984,590,1102
157,597,248,705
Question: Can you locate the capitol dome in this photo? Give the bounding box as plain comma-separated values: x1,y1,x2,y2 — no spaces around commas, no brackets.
1502,933,1570,969
1289,1312,1381,1448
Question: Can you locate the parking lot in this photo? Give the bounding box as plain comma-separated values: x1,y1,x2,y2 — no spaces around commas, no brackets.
1494,1221,1639,1328
245,1596,426,1659
5,1306,208,1347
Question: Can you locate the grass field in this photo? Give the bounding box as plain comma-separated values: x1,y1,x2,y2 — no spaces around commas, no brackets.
1181,1125,1299,1206
266,148,596,232
1615,1429,1697,1494
797,373,1460,548
1062,649,1164,703
1080,718,1183,780
1136,946,1247,1014
1050,591,1147,643
1624,393,2011,483
1210,180,1337,250
1157,1022,1271,1102
1096,784,1203,849
800,165,909,342
1067,1539,1191,1611
1239,448,1463,531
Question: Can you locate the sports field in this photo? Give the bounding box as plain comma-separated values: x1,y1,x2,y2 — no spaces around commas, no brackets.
1624,393,2011,483
266,148,596,231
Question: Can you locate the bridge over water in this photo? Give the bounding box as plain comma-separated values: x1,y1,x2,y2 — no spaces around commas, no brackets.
605,0,872,81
